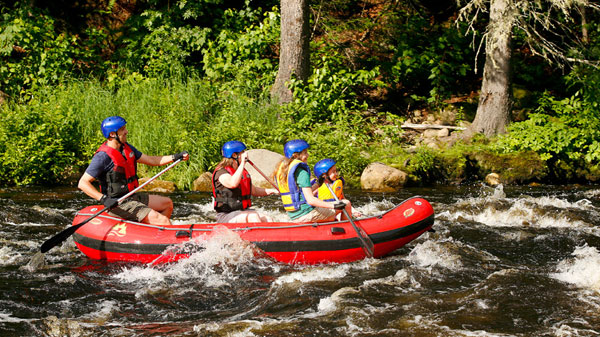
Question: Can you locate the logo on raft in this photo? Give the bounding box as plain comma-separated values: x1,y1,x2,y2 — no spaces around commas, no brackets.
108,223,127,237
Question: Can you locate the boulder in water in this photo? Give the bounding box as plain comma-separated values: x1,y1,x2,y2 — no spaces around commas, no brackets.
360,162,408,192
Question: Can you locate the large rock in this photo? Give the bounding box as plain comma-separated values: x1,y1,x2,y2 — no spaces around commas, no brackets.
246,149,284,188
192,172,213,192
485,172,501,186
138,178,176,193
360,162,408,192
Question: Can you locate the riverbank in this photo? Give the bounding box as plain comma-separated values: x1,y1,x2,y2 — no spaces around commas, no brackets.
1,77,598,191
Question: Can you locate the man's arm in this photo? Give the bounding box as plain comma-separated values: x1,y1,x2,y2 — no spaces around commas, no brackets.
137,152,189,166
78,172,103,201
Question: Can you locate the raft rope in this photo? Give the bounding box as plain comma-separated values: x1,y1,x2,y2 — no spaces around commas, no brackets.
75,212,374,232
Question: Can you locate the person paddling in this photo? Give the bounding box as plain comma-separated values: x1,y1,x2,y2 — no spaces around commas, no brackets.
313,158,361,218
78,116,189,226
274,139,353,222
212,141,278,223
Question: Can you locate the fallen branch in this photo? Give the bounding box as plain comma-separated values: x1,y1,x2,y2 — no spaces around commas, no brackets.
401,123,466,131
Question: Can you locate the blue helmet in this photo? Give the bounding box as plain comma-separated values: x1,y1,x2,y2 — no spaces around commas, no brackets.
222,140,247,158
101,116,126,138
284,139,309,158
314,158,336,179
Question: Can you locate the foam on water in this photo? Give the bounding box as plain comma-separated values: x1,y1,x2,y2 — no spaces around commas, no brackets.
274,264,352,286
0,246,23,266
316,286,359,314
552,246,600,292
407,239,463,270
439,185,595,229
551,324,600,337
113,226,262,287
353,199,395,216
0,312,32,323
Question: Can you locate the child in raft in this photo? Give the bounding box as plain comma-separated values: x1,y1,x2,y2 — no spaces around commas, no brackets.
313,158,362,218
274,139,353,223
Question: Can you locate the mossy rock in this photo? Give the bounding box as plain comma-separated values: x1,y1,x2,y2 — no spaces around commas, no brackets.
467,150,548,184
573,164,600,183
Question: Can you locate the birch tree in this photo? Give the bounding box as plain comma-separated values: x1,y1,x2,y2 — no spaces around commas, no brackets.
457,0,599,137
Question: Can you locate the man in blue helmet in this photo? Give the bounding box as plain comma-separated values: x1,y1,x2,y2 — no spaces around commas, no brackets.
78,116,189,226
211,140,278,223
274,139,352,222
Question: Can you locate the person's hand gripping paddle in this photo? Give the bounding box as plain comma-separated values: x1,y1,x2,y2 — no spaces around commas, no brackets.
325,183,374,258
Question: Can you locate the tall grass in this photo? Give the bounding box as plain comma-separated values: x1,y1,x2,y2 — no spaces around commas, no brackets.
0,76,283,188
1,73,393,188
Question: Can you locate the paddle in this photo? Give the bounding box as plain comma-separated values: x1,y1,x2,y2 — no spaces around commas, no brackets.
325,182,374,258
247,159,279,192
40,158,184,253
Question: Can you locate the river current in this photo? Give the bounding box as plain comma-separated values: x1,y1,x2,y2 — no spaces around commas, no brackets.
1,184,599,336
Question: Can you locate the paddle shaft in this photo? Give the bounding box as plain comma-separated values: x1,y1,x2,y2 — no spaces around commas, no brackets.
40,158,183,253
247,159,279,192
325,183,374,258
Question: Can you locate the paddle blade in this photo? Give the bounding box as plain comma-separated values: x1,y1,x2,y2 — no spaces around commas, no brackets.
41,226,76,253
40,220,87,253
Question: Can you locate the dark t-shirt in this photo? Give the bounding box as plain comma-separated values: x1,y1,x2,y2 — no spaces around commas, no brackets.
85,143,142,188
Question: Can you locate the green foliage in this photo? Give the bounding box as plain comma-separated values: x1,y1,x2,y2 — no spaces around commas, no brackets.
115,9,210,77
201,9,279,87
285,56,382,128
404,147,445,184
2,0,600,188
0,100,82,185
0,3,109,100
495,91,600,165
389,19,474,106
115,1,277,80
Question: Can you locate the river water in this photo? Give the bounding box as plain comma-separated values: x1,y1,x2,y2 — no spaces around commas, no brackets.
1,184,600,336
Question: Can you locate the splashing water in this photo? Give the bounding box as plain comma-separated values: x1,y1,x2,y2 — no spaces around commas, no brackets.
552,246,600,292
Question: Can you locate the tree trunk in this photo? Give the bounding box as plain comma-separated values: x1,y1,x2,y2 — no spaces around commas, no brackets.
470,0,513,137
270,0,310,104
581,6,589,44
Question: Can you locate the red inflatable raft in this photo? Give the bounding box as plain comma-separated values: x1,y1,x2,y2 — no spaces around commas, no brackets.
71,196,434,265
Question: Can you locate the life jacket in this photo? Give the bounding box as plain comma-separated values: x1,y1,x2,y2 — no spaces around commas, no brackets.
276,159,310,212
316,178,345,202
212,166,252,213
96,142,139,198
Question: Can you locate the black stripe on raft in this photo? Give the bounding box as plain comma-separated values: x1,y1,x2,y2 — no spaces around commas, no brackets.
254,214,434,252
73,214,434,255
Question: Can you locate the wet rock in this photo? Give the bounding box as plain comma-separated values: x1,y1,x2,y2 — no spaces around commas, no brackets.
192,172,213,192
485,173,501,186
468,151,547,184
21,252,46,272
139,178,176,193
45,315,84,337
360,162,408,192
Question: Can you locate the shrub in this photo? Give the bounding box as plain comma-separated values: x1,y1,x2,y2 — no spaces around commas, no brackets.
0,101,82,185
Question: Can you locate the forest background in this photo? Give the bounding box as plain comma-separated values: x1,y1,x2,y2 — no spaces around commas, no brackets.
1,0,599,189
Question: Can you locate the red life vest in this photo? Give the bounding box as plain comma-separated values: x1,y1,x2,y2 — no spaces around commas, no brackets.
96,142,139,198
212,165,252,213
